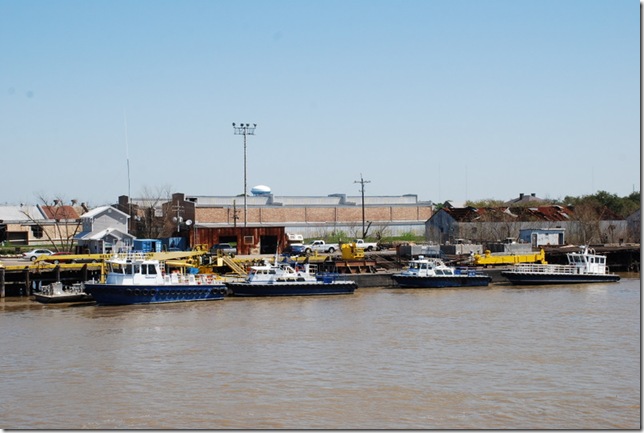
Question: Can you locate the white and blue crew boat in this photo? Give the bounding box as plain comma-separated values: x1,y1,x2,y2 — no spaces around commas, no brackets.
225,259,357,297
501,245,621,285
391,256,492,288
83,253,228,305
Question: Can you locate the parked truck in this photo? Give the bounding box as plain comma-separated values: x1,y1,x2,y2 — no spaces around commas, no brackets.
303,240,340,254
210,243,237,256
353,239,379,251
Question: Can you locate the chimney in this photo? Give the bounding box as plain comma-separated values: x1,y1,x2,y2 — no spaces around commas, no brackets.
519,193,524,200
531,193,536,197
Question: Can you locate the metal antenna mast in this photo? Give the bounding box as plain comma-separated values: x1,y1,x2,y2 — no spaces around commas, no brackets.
233,123,257,227
354,174,371,239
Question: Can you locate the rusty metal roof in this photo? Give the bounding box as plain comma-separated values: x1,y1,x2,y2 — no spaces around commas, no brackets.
442,205,622,222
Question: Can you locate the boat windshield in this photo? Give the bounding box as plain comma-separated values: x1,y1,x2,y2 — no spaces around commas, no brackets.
141,264,157,275
108,262,158,275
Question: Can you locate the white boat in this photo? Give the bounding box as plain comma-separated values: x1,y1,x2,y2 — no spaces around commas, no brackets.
225,259,357,297
33,282,93,304
501,246,621,285
83,253,228,305
391,256,492,288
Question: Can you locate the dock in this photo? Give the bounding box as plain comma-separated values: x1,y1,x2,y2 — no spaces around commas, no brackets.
0,244,638,297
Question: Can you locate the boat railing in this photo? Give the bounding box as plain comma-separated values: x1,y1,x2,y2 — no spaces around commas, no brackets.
111,252,150,262
511,263,582,275
163,273,221,285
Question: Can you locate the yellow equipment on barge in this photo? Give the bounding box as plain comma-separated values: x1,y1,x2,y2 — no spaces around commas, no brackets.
473,249,547,266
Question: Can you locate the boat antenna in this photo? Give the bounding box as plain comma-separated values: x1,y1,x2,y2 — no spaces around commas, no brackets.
124,110,132,222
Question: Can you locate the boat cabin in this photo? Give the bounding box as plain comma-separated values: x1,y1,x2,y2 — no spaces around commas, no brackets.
567,247,608,274
105,255,166,285
406,256,456,276
246,261,316,283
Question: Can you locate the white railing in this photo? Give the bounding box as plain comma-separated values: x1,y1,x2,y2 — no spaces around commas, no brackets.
511,264,581,275
111,252,149,262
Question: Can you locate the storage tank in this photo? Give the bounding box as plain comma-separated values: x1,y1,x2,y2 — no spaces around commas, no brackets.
251,185,271,196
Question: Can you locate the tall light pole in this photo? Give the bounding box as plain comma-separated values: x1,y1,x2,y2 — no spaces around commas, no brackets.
233,122,257,227
354,174,371,239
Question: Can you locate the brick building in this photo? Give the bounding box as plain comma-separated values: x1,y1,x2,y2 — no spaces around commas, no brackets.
145,192,434,254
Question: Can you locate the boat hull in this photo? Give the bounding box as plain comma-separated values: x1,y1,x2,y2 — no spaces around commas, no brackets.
225,281,357,297
83,283,227,305
391,275,492,288
500,272,621,285
33,293,94,304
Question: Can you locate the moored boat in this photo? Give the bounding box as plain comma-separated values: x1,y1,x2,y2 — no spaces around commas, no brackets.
33,281,94,304
83,253,227,305
225,259,357,297
391,256,492,288
500,245,620,285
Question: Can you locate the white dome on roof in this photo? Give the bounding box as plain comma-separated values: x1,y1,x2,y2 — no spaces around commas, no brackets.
251,185,271,195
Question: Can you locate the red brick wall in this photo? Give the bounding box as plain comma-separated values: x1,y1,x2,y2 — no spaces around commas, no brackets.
196,205,432,224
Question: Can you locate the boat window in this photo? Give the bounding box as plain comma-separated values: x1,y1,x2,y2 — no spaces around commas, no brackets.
125,264,133,274
148,265,157,275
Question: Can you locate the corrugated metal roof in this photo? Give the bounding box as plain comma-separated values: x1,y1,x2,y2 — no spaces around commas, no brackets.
186,194,430,207
443,205,622,223
0,205,46,222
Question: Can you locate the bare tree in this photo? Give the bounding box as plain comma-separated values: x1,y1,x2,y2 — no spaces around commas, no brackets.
567,203,602,245
20,194,82,251
131,185,173,239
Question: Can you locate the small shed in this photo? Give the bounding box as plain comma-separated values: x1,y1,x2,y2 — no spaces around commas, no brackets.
518,228,565,248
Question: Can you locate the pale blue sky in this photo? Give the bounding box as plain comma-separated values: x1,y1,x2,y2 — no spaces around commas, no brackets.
1,0,640,207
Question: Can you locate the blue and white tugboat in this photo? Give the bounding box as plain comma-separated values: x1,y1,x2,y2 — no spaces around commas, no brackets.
84,253,228,305
501,245,620,285
391,256,492,288
225,259,357,297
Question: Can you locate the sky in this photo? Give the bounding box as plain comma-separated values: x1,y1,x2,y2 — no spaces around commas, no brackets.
1,0,640,207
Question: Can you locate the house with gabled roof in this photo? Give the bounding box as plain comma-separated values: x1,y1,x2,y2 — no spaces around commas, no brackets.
74,206,135,253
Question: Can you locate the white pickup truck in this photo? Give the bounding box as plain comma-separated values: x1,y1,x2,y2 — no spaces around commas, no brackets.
303,240,340,254
354,239,379,251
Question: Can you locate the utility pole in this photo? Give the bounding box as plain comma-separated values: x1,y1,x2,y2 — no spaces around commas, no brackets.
171,201,184,233
232,199,238,228
233,123,257,227
354,174,371,239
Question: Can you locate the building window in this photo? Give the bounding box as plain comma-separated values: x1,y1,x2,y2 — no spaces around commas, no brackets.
244,235,254,245
31,225,43,239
